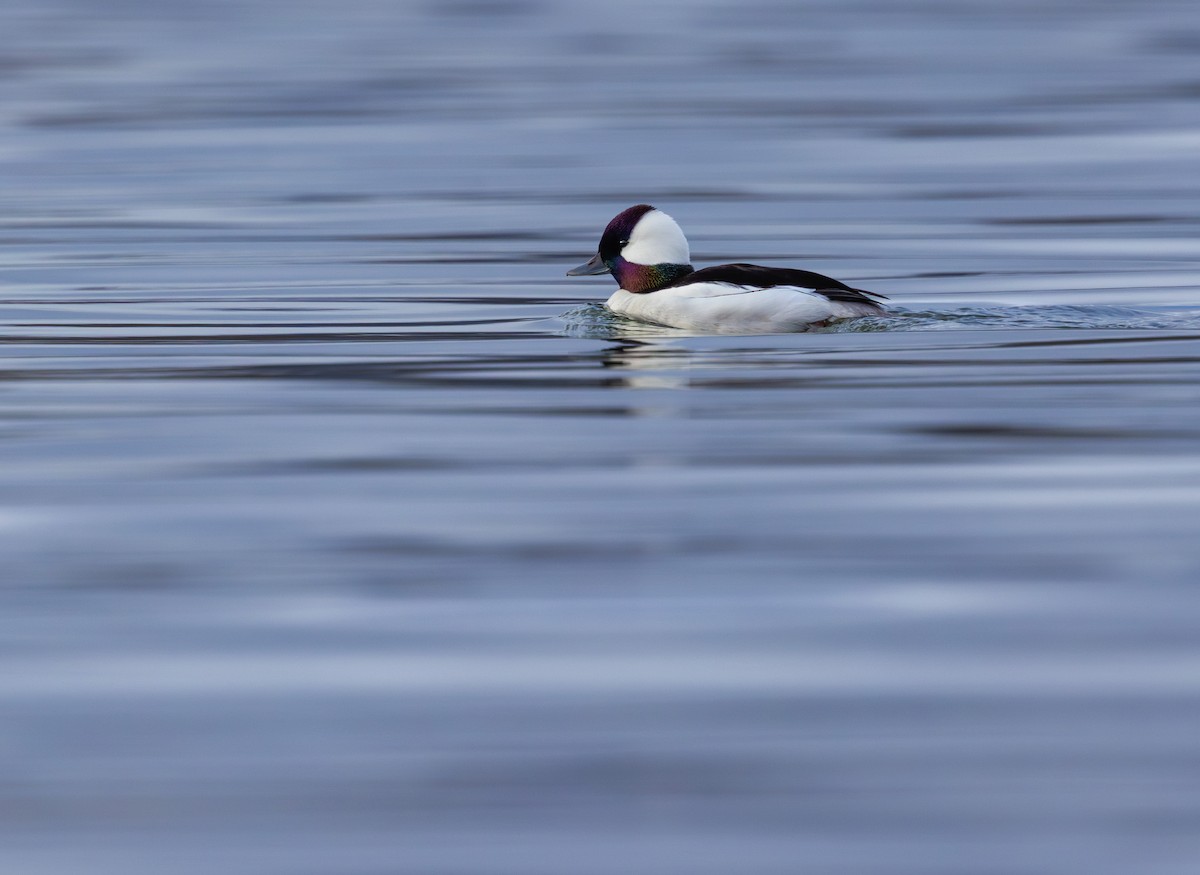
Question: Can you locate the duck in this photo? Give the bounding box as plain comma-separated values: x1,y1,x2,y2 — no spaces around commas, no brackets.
567,204,887,333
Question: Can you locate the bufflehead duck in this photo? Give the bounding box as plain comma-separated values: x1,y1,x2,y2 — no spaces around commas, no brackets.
567,204,886,333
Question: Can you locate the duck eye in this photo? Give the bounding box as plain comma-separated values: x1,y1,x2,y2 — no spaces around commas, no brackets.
618,238,630,247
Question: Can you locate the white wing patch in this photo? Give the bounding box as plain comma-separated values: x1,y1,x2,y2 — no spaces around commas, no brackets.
669,281,820,298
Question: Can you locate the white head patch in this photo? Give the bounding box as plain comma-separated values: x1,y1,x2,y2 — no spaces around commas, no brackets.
620,209,691,267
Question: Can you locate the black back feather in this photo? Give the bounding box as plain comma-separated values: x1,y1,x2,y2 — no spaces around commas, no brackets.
667,263,886,307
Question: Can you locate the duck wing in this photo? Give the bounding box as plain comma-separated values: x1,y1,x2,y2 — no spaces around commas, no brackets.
668,263,887,307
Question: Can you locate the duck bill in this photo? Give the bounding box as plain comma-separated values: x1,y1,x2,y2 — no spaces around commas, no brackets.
566,252,610,276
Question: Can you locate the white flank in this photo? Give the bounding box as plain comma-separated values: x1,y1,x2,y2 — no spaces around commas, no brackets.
607,283,880,333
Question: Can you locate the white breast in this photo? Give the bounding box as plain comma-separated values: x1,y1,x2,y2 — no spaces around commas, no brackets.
606,282,879,333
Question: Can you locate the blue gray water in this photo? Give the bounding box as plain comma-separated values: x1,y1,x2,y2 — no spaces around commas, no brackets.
3,0,1200,872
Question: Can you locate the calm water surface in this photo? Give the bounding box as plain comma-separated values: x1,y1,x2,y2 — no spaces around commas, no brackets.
3,0,1200,873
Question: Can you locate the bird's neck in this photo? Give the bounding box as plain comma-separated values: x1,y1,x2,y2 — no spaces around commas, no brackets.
611,258,693,293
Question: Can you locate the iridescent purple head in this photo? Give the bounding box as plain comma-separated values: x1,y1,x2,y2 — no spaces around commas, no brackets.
567,204,694,293
596,204,656,264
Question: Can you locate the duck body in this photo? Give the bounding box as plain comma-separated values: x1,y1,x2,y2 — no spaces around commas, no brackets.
607,264,884,333
568,204,886,333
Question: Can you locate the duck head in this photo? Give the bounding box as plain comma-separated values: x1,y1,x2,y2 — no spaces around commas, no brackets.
568,204,694,293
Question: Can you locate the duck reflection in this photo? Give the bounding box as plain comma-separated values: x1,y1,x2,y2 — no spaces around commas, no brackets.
599,340,696,390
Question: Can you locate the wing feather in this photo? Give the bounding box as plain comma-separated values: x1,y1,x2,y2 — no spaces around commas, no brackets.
668,263,886,308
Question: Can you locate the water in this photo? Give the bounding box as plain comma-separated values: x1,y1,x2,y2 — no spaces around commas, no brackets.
3,0,1200,872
